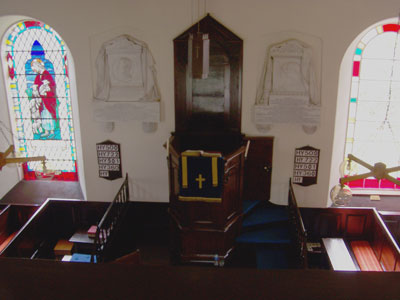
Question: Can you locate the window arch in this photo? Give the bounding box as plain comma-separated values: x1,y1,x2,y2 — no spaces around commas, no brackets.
3,20,78,181
344,21,400,191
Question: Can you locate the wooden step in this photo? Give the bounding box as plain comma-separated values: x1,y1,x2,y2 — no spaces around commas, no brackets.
242,200,261,216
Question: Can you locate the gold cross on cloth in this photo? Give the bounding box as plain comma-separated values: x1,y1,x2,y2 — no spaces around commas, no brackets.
195,174,206,189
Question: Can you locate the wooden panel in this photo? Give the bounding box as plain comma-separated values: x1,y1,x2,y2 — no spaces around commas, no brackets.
0,206,10,244
371,222,384,262
0,205,38,253
168,141,245,263
171,212,241,264
173,15,242,133
169,145,245,229
380,212,400,246
396,258,400,271
315,212,341,237
380,240,397,271
300,208,376,239
4,257,400,299
243,137,273,202
345,215,367,237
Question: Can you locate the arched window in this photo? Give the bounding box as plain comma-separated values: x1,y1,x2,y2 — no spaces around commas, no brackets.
344,22,400,191
3,20,78,181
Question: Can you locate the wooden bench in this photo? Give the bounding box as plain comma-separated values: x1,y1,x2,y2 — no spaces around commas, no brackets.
350,240,383,271
322,238,384,271
322,238,358,271
0,232,17,253
299,205,400,272
0,174,133,263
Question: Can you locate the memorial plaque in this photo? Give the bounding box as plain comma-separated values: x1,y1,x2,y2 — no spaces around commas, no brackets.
96,140,122,180
293,146,320,186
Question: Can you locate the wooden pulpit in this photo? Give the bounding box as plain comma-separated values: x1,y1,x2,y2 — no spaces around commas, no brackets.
168,15,245,265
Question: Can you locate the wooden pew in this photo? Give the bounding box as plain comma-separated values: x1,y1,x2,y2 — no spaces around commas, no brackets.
0,205,38,254
379,211,400,247
288,180,400,271
300,206,400,271
321,238,358,271
0,200,109,259
350,240,382,271
0,174,133,263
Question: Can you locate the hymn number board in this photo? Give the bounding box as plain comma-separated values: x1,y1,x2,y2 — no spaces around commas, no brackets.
96,140,122,180
293,146,320,186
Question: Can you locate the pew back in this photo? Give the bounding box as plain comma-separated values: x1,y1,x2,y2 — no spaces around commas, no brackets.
0,200,109,259
0,205,38,254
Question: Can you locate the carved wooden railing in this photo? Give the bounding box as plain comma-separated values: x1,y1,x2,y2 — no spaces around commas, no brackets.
93,174,130,262
288,179,308,268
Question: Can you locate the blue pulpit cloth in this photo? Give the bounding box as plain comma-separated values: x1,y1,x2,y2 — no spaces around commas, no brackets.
178,151,224,202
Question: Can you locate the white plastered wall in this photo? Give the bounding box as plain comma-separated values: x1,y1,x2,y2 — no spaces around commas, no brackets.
0,0,399,205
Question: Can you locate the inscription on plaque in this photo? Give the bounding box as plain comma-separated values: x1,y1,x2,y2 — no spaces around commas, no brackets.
96,140,122,180
293,146,320,186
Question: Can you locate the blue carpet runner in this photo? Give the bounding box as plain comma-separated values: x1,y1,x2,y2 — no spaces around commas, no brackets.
242,205,289,228
236,202,291,269
242,200,261,216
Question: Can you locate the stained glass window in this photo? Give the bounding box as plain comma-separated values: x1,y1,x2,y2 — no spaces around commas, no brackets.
4,20,78,181
345,23,400,190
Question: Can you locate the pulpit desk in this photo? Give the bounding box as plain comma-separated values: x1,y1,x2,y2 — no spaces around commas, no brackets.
168,15,245,265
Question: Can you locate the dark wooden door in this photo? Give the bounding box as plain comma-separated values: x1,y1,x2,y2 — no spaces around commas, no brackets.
243,137,273,202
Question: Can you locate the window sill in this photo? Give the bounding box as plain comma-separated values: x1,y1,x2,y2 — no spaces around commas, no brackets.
351,189,400,196
346,194,400,213
0,180,84,206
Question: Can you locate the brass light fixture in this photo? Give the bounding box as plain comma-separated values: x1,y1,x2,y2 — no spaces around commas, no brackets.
0,145,45,171
331,154,400,205
340,154,400,187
